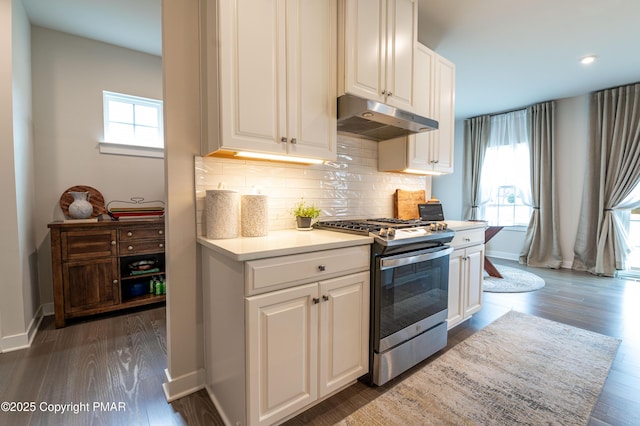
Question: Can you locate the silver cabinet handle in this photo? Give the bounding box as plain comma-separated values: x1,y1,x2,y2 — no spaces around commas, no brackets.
290,138,297,144
318,265,326,272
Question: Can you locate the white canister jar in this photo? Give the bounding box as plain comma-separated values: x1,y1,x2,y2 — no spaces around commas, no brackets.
205,189,240,239
241,194,268,237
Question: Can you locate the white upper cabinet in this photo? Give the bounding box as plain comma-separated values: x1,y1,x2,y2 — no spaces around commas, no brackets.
339,0,417,112
202,0,337,162
378,43,456,174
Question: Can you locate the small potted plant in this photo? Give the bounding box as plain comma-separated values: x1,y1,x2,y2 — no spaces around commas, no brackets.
290,199,321,230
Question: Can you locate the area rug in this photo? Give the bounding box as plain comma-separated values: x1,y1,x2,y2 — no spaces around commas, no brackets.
483,265,545,293
337,311,620,426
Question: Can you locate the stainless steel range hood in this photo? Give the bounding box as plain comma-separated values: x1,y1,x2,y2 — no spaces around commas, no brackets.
337,94,438,141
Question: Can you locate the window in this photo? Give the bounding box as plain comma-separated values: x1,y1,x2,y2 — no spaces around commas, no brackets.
479,109,532,226
101,91,164,158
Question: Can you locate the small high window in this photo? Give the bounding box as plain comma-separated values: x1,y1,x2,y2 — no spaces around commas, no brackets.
101,91,164,158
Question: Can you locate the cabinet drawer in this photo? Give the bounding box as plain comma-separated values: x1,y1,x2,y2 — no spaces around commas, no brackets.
62,230,117,260
120,240,165,255
245,245,370,295
451,228,485,248
119,226,165,242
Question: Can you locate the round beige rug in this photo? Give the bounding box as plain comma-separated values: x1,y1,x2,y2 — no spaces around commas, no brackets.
483,265,545,292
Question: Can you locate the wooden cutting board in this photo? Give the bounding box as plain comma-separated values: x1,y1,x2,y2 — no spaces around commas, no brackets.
394,189,426,219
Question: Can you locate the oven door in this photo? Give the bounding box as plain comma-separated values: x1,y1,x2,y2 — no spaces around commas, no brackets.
373,245,452,353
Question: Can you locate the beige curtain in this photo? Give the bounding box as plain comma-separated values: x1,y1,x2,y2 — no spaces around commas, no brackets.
519,102,562,268
573,83,640,276
463,115,491,220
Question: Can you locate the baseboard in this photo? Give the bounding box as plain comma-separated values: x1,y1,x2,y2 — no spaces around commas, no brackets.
485,250,520,262
42,302,55,317
487,251,574,270
0,305,44,353
162,367,205,402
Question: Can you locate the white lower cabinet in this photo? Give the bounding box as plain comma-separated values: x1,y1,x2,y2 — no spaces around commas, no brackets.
246,272,369,425
202,244,370,426
447,227,485,329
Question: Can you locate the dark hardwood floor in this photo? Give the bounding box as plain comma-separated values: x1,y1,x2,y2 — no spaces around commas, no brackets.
1,260,638,425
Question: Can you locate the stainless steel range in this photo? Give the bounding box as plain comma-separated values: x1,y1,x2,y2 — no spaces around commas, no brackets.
315,218,454,385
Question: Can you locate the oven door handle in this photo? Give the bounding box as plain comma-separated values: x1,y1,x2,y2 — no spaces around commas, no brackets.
380,246,454,270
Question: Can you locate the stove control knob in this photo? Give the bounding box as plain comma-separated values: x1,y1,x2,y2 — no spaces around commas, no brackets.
442,222,448,230
387,227,395,237
430,223,437,231
379,228,388,237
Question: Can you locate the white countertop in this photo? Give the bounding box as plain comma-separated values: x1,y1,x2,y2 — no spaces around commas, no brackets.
445,220,488,231
198,229,374,261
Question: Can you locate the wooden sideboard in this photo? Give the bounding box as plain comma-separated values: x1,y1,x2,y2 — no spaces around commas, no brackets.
48,218,166,327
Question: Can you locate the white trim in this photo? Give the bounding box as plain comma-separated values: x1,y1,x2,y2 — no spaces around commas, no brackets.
42,302,55,317
99,142,164,158
0,305,44,353
162,367,205,402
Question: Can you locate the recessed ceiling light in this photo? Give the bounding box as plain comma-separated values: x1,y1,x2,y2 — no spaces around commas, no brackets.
580,55,597,65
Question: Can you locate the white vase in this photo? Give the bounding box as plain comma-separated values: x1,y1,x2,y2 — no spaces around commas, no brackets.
68,191,93,219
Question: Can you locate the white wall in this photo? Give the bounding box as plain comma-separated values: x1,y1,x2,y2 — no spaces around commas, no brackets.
31,27,164,306
432,94,590,268
195,135,431,234
0,0,39,352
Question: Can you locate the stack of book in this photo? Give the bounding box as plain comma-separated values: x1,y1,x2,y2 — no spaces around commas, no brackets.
108,206,165,220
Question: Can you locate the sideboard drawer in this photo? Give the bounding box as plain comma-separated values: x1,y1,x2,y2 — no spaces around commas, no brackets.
62,230,117,260
245,245,370,295
119,226,165,242
119,240,165,255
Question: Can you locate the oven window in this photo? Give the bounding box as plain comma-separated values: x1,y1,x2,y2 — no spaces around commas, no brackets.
378,253,449,341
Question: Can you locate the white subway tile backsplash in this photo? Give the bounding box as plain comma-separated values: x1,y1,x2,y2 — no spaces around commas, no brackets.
195,136,430,234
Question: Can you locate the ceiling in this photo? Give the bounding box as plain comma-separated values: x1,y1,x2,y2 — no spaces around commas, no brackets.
21,0,640,120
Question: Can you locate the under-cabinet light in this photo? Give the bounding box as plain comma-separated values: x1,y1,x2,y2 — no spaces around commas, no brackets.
404,168,444,176
234,151,324,165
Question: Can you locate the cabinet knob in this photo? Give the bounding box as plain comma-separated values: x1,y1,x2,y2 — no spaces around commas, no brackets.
322,295,329,302
280,137,287,143
318,265,326,272
128,232,133,237
290,138,297,144
465,237,471,242
158,230,164,235
111,241,116,246
113,279,118,284
312,297,320,304
387,92,392,97
381,90,386,95
128,245,133,250
159,243,164,248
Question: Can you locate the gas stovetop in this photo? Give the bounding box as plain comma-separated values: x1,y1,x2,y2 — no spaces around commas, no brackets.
315,218,455,247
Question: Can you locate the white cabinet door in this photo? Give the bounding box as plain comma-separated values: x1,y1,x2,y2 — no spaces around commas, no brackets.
287,0,337,160
447,248,464,328
209,0,336,161
463,244,484,317
319,272,369,397
217,0,283,154
340,0,416,111
246,283,318,426
430,54,456,174
385,0,417,111
342,0,386,103
406,42,435,171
